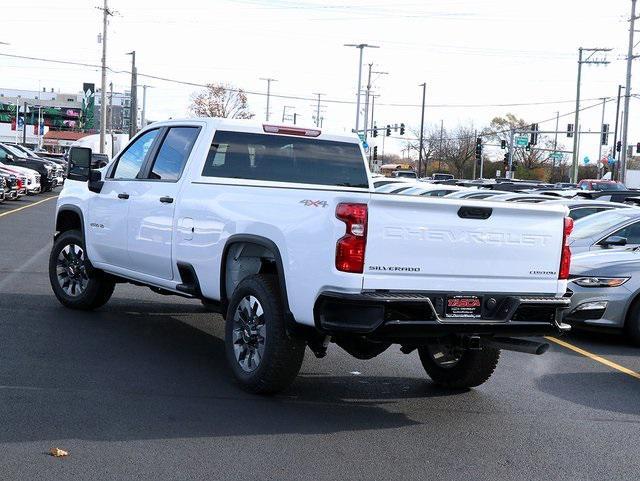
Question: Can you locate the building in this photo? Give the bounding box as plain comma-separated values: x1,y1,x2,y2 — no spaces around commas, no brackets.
0,87,83,145
94,88,136,133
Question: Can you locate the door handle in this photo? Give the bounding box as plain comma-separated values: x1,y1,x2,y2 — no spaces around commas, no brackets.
118,193,129,199
159,196,174,204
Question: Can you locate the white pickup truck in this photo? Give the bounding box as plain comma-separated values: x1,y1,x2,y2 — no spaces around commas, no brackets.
49,118,572,394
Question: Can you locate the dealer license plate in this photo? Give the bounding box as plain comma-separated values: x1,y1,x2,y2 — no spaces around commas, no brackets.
445,295,482,319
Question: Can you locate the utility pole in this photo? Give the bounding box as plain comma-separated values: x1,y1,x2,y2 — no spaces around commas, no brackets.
417,82,426,178
597,98,607,178
137,84,153,128
259,77,277,121
553,111,559,177
344,43,379,132
127,51,137,138
363,63,373,140
98,0,113,153
438,120,444,172
571,46,612,182
313,93,324,127
620,0,637,184
22,101,27,145
612,85,624,179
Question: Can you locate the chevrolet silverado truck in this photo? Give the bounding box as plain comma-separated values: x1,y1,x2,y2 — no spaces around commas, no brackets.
49,119,572,394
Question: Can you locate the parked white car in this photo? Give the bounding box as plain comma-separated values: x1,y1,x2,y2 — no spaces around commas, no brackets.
49,118,572,394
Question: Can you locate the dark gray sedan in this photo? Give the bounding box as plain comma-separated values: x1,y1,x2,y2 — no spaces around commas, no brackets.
564,249,640,344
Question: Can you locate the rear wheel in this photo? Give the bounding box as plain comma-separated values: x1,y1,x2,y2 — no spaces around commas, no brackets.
225,274,305,394
418,337,500,389
49,229,115,310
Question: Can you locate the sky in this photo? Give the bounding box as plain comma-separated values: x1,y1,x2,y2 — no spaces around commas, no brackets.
1,0,638,161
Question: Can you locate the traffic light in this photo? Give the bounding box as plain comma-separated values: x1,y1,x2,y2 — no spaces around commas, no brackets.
636,142,640,154
601,124,609,146
400,123,405,135
567,124,574,138
525,143,531,152
530,123,538,145
373,125,378,137
500,140,506,149
373,146,378,160
617,140,622,152
386,125,391,136
475,137,482,161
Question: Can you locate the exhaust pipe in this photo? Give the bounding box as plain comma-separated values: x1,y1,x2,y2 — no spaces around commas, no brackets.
485,337,549,355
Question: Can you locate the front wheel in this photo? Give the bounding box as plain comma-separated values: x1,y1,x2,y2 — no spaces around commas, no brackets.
418,337,500,389
49,229,115,310
225,274,305,394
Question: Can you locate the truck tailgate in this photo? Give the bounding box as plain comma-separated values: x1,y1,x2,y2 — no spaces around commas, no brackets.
364,194,567,295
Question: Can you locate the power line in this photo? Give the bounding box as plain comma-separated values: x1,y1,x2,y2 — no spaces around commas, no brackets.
0,52,621,109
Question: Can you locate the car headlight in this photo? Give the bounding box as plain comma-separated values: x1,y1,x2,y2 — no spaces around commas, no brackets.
572,277,630,288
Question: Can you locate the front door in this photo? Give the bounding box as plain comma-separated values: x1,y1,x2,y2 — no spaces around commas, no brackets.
86,129,161,269
126,126,200,280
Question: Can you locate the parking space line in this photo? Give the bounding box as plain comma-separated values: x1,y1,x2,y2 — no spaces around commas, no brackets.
0,195,57,218
546,336,640,380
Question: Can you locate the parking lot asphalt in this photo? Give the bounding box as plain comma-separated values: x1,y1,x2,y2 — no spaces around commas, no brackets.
1,193,639,481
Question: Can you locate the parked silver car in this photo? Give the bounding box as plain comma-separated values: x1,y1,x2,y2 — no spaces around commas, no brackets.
569,208,640,254
564,249,640,344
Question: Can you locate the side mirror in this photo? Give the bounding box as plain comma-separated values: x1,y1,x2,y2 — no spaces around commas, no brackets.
600,236,627,248
67,147,92,181
6,154,14,161
88,169,103,193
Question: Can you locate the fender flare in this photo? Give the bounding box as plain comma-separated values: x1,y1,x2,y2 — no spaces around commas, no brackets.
220,234,293,323
55,204,86,240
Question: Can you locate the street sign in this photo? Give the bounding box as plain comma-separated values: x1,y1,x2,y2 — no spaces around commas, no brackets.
549,152,563,161
515,136,529,147
583,156,590,165
362,140,369,150
358,133,365,142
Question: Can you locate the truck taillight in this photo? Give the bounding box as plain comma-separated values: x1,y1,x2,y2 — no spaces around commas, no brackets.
335,203,368,273
559,217,573,280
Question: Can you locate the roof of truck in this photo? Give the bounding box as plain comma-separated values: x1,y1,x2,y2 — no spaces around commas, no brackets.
147,117,360,144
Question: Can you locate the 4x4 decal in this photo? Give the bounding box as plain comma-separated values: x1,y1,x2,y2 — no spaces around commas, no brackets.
299,200,328,208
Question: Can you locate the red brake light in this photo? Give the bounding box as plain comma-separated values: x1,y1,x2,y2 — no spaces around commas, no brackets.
263,124,321,137
335,203,368,273
559,217,573,280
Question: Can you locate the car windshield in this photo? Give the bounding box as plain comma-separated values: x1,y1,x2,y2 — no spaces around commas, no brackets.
592,182,627,191
2,144,28,158
571,209,639,240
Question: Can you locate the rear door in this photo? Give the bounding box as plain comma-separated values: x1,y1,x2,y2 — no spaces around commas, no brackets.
125,126,201,280
363,195,567,295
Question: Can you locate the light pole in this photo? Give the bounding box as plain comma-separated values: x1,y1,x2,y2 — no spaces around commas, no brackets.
126,51,138,138
344,43,379,132
98,1,113,153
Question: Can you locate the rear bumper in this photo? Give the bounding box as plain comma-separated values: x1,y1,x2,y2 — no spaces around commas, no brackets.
314,291,571,341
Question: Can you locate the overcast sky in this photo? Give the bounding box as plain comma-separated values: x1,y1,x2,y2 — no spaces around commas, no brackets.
2,0,638,160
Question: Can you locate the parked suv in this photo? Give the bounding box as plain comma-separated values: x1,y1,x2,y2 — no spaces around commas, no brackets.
49,119,571,394
0,144,55,191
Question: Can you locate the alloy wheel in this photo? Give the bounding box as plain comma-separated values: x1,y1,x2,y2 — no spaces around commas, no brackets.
232,295,266,372
56,244,89,297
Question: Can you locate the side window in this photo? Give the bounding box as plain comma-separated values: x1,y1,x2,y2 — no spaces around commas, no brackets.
570,207,600,221
112,129,159,179
148,127,199,181
611,221,640,244
0,148,6,160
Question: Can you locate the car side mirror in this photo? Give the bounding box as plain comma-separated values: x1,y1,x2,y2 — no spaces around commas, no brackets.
88,169,103,194
67,147,92,181
600,235,627,248
6,154,14,161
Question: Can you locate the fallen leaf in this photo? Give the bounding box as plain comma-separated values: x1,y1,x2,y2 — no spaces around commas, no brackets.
49,447,69,458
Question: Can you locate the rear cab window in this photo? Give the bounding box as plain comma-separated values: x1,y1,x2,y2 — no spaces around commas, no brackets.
201,130,369,188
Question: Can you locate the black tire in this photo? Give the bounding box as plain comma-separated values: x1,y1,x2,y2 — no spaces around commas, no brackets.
418,338,500,389
49,229,115,310
225,274,305,394
625,301,640,346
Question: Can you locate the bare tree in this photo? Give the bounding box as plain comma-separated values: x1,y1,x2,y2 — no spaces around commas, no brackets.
442,125,476,178
408,124,443,175
190,83,254,119
484,113,552,170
